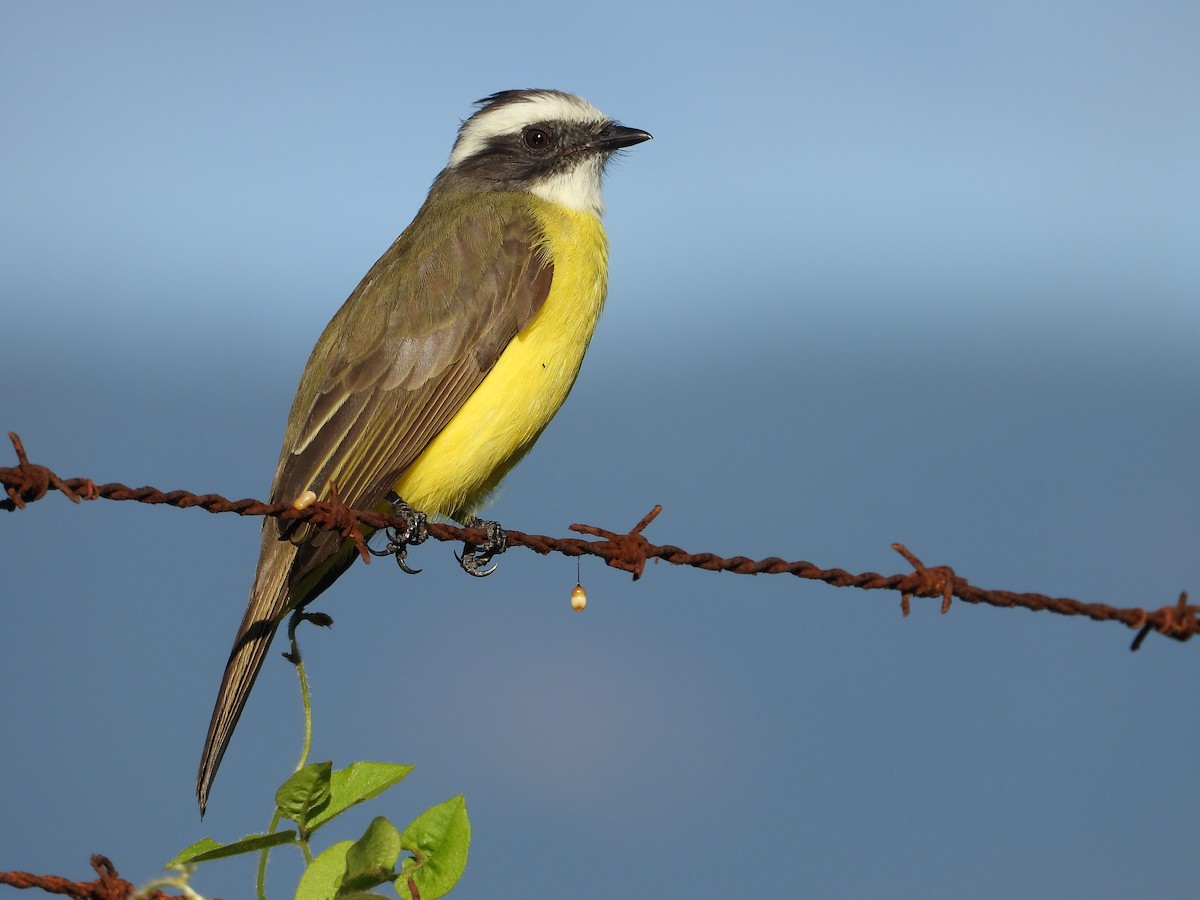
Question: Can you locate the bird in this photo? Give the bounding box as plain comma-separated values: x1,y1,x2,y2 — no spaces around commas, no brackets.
196,89,651,813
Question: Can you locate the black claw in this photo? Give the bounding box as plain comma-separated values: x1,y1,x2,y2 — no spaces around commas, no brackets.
456,518,507,577
369,495,429,574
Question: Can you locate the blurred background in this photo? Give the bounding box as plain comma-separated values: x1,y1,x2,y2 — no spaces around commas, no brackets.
3,2,1198,897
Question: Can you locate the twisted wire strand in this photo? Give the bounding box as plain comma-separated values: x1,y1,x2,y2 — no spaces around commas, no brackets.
0,854,177,900
2,432,1193,649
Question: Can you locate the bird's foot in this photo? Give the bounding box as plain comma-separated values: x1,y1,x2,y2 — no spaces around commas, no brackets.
456,518,507,577
369,494,429,574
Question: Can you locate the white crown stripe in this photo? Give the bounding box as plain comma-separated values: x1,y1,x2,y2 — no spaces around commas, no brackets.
447,92,607,169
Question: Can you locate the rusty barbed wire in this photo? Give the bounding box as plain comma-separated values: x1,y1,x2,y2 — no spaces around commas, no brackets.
2,432,1194,649
0,855,182,899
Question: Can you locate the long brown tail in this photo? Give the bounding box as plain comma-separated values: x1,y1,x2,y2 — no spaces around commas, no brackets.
196,611,282,815
196,536,296,815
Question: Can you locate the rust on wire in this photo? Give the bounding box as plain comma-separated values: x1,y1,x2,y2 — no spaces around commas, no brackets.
892,543,957,616
322,481,373,564
1,432,97,509
565,504,663,578
1130,591,1194,651
2,432,1195,650
0,854,180,900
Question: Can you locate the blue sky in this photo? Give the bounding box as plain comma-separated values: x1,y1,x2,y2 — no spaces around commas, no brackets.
3,2,1199,898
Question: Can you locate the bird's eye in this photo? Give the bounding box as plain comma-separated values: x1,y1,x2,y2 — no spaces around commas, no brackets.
522,127,551,151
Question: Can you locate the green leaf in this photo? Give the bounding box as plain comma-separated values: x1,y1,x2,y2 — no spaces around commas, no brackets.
294,839,352,900
277,761,334,828
170,830,296,865
169,838,221,866
306,761,415,833
395,795,470,900
339,817,402,895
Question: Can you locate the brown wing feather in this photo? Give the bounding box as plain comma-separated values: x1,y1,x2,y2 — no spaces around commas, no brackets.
273,194,552,553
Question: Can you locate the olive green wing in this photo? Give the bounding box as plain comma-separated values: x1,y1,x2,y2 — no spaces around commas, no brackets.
270,194,553,581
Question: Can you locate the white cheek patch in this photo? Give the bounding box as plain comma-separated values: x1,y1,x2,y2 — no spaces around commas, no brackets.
529,156,606,215
448,91,607,168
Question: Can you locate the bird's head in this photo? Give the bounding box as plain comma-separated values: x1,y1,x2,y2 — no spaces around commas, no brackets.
439,89,652,215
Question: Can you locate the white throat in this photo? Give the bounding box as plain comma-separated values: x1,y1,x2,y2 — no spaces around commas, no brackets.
530,156,606,215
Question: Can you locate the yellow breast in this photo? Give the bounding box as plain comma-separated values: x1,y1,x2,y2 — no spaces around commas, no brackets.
392,197,609,519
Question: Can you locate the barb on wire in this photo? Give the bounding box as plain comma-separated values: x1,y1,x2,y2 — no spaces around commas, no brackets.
0,854,178,900
2,432,1195,650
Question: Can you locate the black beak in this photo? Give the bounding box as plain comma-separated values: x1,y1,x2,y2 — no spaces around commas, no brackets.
592,123,653,152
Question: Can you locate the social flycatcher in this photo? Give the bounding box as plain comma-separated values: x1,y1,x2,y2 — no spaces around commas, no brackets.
196,90,651,813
